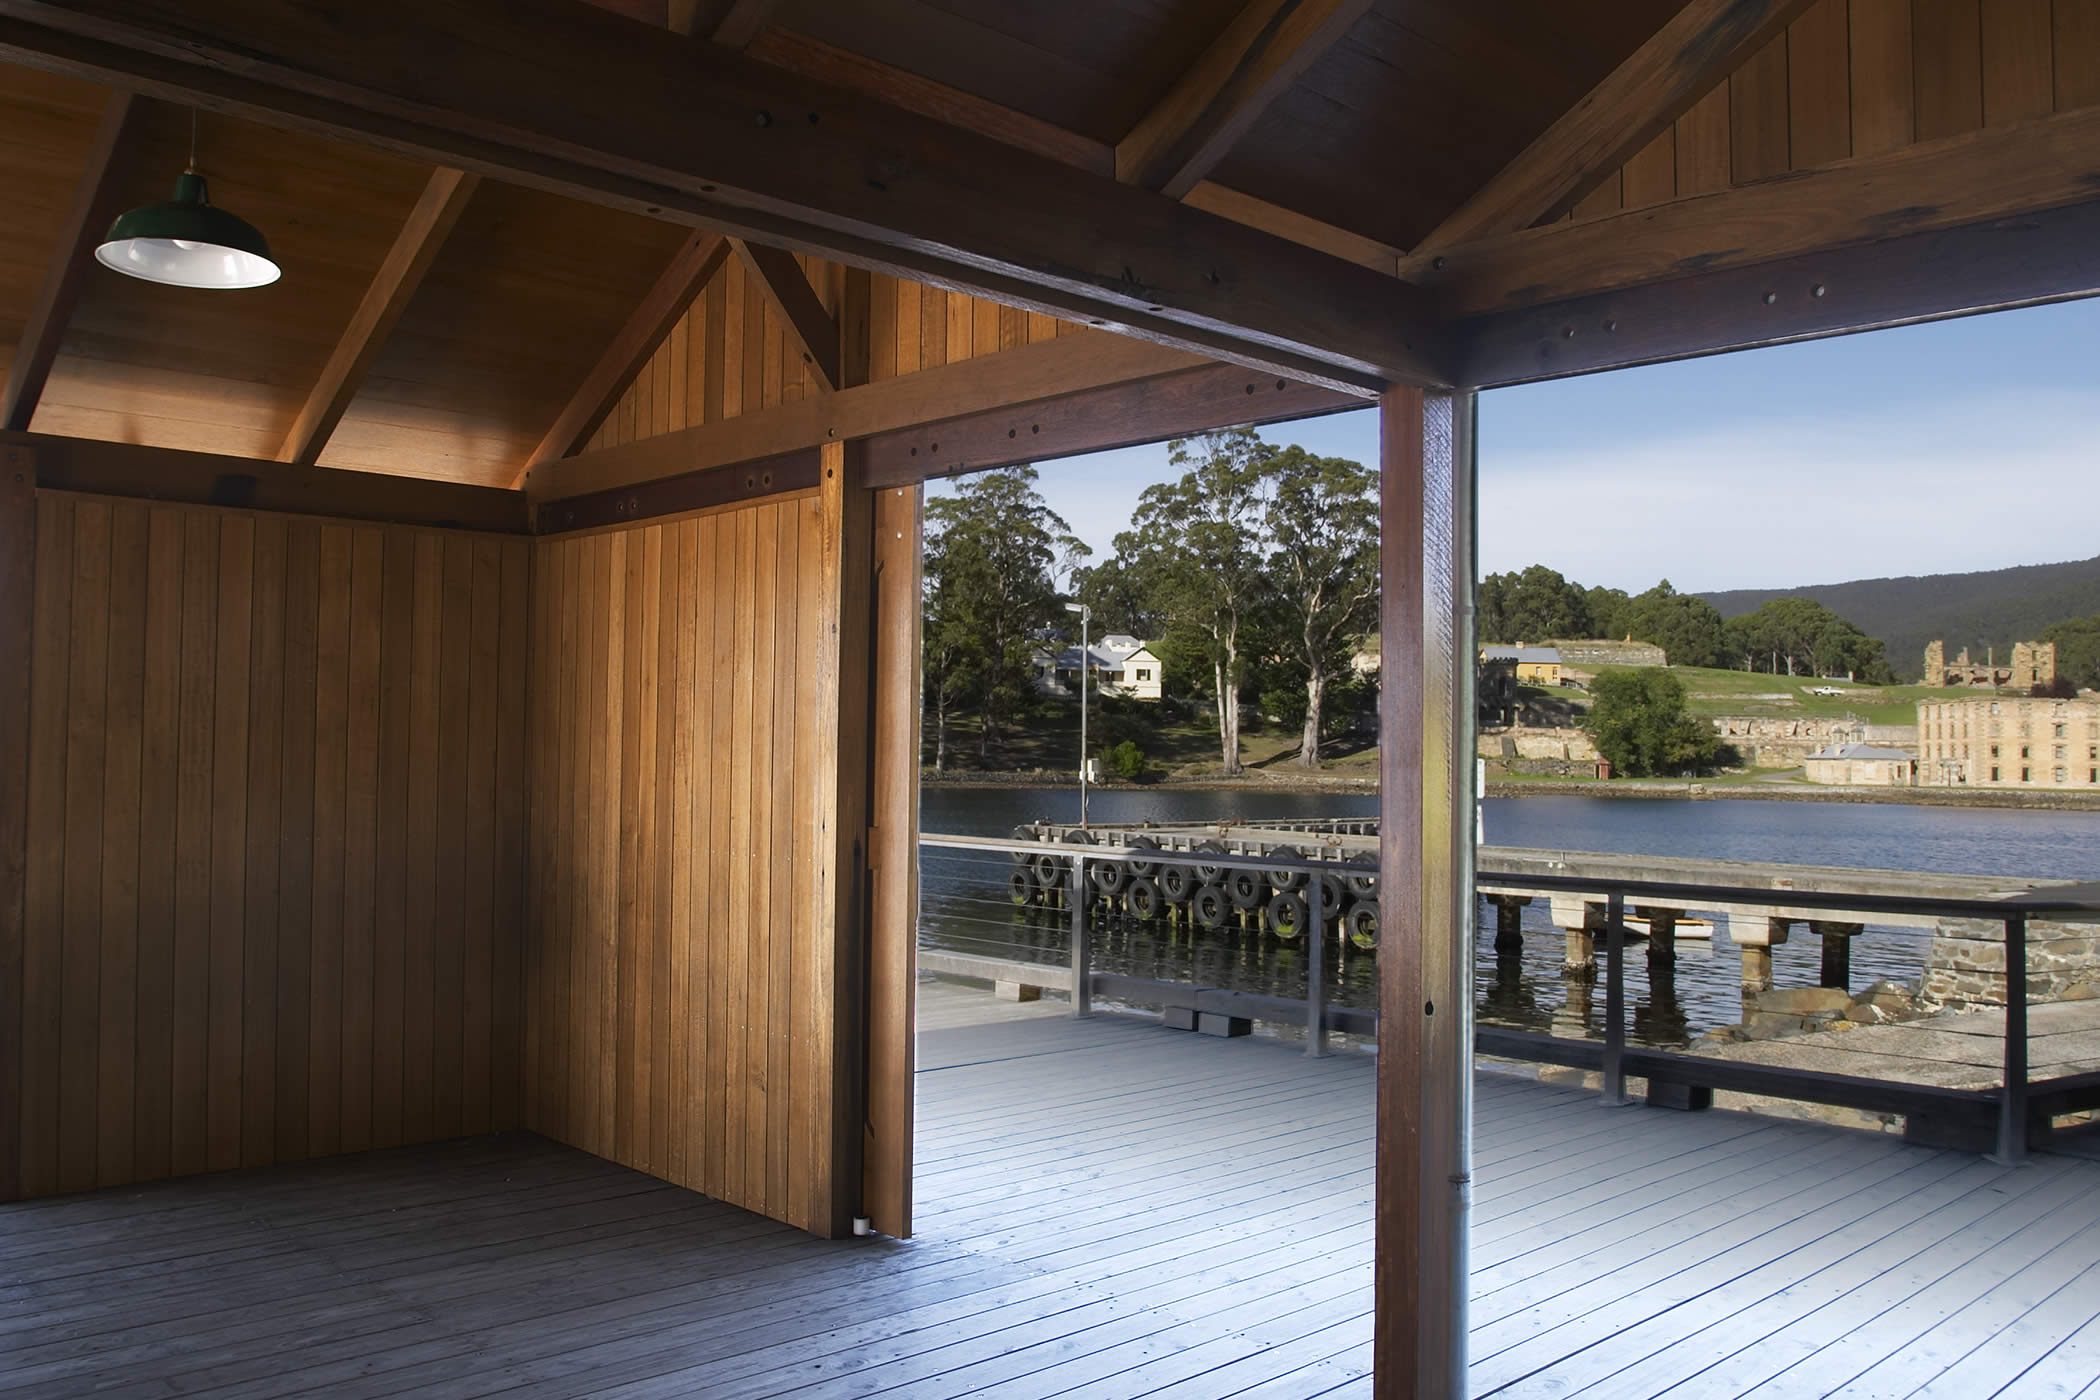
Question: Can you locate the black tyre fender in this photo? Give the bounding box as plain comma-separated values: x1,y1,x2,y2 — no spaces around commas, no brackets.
1345,900,1379,949
1124,834,1160,878
1267,890,1309,940
1126,877,1164,921
1225,867,1265,909
1158,863,1197,904
1192,884,1229,929
1265,846,1308,892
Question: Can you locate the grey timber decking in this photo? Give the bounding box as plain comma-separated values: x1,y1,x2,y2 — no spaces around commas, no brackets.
2,979,2098,1399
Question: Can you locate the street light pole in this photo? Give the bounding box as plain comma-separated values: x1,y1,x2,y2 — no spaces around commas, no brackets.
1065,601,1090,827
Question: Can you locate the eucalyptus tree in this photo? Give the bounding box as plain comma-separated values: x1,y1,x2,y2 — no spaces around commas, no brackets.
1264,445,1379,767
922,466,1086,765
1118,428,1276,775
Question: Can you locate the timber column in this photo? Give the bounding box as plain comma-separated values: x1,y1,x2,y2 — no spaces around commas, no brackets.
1377,386,1474,1400
0,446,31,1203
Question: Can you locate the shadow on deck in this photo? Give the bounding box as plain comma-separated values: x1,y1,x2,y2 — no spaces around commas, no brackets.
3,980,2098,1398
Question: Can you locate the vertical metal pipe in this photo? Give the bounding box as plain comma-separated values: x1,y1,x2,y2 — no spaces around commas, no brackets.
1307,862,1328,1058
1070,853,1091,1018
1603,888,1628,1106
1996,912,2029,1163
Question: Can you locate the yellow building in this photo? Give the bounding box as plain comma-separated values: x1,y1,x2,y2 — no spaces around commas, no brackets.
1481,645,1562,686
1916,696,2100,789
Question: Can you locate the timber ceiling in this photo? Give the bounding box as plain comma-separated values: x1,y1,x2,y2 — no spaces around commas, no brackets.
0,0,2094,494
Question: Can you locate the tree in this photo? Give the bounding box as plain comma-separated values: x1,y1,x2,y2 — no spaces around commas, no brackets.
1619,580,1726,668
1264,445,1379,767
1721,595,1892,681
1069,555,1165,639
1119,428,1275,775
1478,565,1591,643
1584,584,1631,641
2041,614,2100,691
1584,667,1720,777
922,466,1085,766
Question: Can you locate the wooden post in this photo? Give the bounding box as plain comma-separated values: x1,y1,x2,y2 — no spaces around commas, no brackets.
861,481,921,1239
1376,386,1475,1400
0,446,33,1202
809,437,875,1238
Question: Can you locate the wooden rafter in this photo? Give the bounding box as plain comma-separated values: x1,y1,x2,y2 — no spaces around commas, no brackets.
276,167,479,465
730,238,840,392
0,89,143,433
1418,102,2100,315
707,0,774,48
1413,0,1816,253
0,0,1447,394
515,230,730,487
1116,0,1373,199
535,330,1211,501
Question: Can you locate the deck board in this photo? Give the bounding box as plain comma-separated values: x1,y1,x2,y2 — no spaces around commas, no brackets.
1,979,2097,1398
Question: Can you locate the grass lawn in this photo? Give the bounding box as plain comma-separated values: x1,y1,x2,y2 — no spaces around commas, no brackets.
1607,666,1934,725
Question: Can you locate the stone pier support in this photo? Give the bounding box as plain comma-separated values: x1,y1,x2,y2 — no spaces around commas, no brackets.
1491,895,1530,955
1638,905,1683,970
1549,895,1603,980
1731,917,1792,993
1811,921,1863,992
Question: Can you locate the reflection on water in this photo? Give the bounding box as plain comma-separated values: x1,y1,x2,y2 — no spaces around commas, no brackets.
920,786,2100,1047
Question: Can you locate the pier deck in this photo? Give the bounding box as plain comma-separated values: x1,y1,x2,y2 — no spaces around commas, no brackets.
4,981,2099,1398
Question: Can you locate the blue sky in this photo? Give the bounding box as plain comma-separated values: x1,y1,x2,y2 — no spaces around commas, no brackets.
939,296,2100,594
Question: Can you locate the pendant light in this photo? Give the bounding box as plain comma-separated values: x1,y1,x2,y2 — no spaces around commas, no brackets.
95,110,280,290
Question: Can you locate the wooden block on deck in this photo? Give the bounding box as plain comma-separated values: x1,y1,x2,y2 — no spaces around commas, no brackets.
1647,1080,1713,1112
994,980,1041,1002
1198,1012,1252,1038
1162,1006,1198,1032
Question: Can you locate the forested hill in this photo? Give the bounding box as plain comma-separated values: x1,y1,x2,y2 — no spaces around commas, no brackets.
1699,556,2100,679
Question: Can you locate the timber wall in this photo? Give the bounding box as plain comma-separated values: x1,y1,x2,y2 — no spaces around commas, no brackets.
523,496,847,1234
15,491,531,1198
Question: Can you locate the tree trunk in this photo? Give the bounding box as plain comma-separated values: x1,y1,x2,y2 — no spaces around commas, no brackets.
1298,665,1326,768
1213,658,1233,772
1219,629,1242,776
934,700,948,773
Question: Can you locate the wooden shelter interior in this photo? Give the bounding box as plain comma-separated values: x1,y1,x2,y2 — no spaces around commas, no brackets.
0,1,2094,1393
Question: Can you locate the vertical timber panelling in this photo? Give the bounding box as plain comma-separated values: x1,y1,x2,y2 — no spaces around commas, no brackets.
526,479,883,1237
0,449,33,1204
10,492,530,1200
1579,0,2100,220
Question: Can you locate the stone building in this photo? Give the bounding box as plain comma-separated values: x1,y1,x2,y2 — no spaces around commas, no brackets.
1923,639,2056,689
1801,741,1916,786
1915,695,2100,789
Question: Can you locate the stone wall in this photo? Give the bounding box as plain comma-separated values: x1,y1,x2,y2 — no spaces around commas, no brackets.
1478,727,1600,762
1921,916,2100,1007
1544,638,1667,668
1708,715,1916,768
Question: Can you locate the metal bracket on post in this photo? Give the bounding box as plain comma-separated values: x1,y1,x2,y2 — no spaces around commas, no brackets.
1070,854,1091,1018
1994,912,2029,1165
1307,861,1328,1058
1602,889,1629,1106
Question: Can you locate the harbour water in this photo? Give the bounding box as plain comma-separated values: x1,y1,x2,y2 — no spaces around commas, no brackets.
919,786,2100,1046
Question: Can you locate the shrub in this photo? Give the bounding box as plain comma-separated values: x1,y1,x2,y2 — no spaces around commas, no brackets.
1104,740,1147,781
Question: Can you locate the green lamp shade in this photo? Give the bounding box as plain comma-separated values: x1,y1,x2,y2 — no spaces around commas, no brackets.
95,171,280,289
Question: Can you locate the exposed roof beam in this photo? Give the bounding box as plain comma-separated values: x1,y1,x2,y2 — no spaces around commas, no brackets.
1116,0,1373,199
535,330,1211,502
517,229,730,488
730,237,840,391
1414,0,1816,254
707,0,774,48
1417,102,2100,315
1,88,144,432
276,166,479,465
1454,197,2100,389
10,429,528,532
0,0,1448,394
744,31,1113,177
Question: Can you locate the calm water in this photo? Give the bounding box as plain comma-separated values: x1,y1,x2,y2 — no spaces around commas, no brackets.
919,788,2100,1046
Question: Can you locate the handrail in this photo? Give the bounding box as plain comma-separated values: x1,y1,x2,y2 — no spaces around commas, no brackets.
919,830,2100,1158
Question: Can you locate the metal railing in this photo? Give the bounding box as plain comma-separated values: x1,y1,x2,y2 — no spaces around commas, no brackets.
917,831,2100,1161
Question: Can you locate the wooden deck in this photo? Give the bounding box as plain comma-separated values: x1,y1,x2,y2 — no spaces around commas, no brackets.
3,980,2098,1398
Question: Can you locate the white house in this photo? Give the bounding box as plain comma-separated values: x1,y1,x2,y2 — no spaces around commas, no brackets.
1034,632,1165,702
